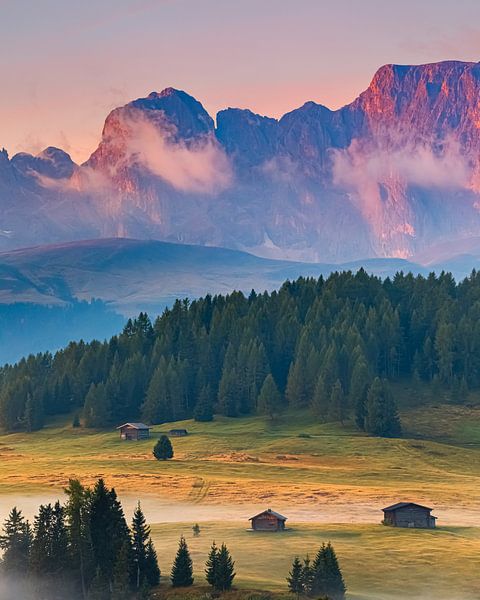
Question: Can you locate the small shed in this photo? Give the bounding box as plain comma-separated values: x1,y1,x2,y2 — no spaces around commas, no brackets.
382,502,436,529
117,423,150,441
168,428,188,437
249,509,287,531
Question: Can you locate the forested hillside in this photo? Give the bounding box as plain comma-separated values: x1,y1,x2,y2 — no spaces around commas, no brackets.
0,270,477,435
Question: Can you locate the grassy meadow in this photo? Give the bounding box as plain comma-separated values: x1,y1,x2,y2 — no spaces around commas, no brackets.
1,384,480,598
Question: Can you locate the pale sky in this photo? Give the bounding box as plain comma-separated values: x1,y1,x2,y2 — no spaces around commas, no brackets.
0,0,479,163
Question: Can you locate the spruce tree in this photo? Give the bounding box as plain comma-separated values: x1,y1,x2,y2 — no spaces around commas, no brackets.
131,502,149,588
153,435,173,460
310,542,346,600
0,507,32,574
287,556,304,598
89,479,132,587
144,538,160,587
112,541,132,600
205,541,218,587
193,385,214,422
323,542,346,600
365,377,402,437
64,479,93,599
214,543,235,591
257,374,282,420
328,379,346,424
171,535,193,587
301,555,314,596
24,392,44,432
310,374,328,420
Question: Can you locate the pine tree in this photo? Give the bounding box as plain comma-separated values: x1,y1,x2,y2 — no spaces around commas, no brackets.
153,435,173,460
83,382,110,428
89,479,132,587
301,554,314,596
24,392,44,432
328,379,346,424
214,543,235,591
310,542,346,600
64,479,93,599
310,374,328,421
144,538,160,587
112,541,132,600
287,556,304,598
323,542,346,600
193,385,214,422
205,541,218,587
131,502,150,588
0,507,32,574
365,377,402,437
257,374,282,420
171,535,193,587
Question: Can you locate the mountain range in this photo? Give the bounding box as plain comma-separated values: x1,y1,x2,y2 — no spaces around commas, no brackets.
2,60,480,263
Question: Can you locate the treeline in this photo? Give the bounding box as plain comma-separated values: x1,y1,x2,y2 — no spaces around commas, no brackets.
1,270,478,435
0,481,239,599
0,478,159,599
0,484,348,600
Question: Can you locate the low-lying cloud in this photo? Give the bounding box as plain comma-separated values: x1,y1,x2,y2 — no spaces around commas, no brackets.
123,112,233,195
331,135,473,224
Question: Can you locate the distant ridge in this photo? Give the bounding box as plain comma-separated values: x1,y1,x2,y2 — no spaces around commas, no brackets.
0,238,429,315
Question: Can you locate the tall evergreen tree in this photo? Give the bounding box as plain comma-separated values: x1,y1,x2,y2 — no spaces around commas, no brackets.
0,507,32,575
171,536,193,587
365,378,402,437
193,384,214,422
205,541,218,587
131,502,150,589
112,541,132,600
214,543,235,591
65,479,93,599
328,379,346,424
287,556,304,598
144,538,160,587
257,374,282,420
89,479,132,586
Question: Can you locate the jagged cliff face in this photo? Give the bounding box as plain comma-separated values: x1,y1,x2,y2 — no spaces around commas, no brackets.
2,61,480,261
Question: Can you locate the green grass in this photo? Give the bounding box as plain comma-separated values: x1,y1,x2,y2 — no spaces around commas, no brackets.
148,522,480,600
1,399,480,598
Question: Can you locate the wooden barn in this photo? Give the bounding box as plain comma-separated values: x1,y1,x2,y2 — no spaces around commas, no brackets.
168,428,188,437
117,422,150,441
249,509,287,531
382,502,437,529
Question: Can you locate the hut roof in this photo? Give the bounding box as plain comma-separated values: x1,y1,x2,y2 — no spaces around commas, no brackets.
383,502,432,512
116,422,150,430
249,508,287,521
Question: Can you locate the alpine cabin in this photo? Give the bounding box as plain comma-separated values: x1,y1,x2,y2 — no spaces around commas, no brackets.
249,509,287,531
382,502,437,528
168,429,188,437
117,423,150,441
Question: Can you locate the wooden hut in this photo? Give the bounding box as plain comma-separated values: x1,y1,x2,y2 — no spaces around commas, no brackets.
168,428,188,437
117,422,150,441
382,502,436,528
249,509,287,531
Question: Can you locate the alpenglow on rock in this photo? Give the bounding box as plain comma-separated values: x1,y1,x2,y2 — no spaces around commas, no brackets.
1,60,480,262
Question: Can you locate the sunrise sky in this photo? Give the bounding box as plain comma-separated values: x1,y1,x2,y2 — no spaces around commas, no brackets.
1,0,479,163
